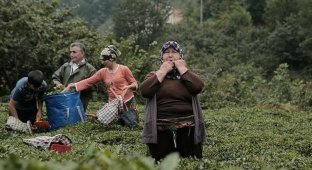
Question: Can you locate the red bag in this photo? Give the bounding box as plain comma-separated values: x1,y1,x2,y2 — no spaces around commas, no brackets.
50,144,72,153
33,121,51,132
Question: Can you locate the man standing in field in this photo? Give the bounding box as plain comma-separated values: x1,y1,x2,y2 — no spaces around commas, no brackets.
52,42,96,111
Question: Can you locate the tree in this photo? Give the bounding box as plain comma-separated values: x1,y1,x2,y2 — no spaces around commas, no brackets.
112,0,170,49
262,0,312,72
264,0,299,26
58,0,118,28
245,0,266,25
0,0,101,95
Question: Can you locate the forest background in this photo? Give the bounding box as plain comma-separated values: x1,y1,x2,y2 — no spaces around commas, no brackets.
1,0,312,109
0,0,311,169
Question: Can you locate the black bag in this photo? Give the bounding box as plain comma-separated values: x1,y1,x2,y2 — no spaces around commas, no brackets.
120,107,138,127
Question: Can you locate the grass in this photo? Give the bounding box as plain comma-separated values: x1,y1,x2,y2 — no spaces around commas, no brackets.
0,101,311,169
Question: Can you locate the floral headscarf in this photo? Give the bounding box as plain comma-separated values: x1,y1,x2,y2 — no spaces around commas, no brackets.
160,41,184,80
100,45,121,61
160,41,183,60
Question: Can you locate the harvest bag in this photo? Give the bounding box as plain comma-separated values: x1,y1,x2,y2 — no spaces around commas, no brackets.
23,134,72,151
5,116,32,134
96,95,122,126
96,88,123,126
45,91,86,130
120,107,138,127
119,98,138,127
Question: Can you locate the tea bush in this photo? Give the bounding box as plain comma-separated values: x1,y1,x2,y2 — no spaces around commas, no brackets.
0,101,311,169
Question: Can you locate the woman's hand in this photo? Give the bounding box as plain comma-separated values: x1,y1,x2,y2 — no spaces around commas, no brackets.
121,86,129,97
159,61,175,73
62,83,75,92
174,59,188,75
121,83,137,96
156,61,175,82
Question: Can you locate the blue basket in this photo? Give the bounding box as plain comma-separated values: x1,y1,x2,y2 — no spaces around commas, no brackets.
45,91,86,130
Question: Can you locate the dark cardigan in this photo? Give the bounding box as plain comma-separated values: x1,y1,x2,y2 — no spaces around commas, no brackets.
142,94,205,144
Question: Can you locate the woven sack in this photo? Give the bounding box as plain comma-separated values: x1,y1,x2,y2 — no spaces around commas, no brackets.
5,116,32,134
23,134,72,151
96,95,122,126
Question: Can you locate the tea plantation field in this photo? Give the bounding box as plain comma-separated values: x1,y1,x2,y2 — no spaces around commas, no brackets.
0,102,311,170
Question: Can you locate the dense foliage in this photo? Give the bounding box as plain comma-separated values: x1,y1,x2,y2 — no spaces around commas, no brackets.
1,0,312,109
112,0,170,49
163,0,312,109
0,0,103,94
58,0,117,29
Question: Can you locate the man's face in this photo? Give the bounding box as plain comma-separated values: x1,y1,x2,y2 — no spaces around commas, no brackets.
70,46,84,64
28,82,40,91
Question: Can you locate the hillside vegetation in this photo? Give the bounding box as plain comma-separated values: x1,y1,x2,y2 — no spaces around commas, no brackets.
1,0,312,169
0,102,311,169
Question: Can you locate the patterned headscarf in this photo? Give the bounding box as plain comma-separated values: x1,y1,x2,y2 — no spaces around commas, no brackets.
100,45,121,61
160,41,183,61
160,41,184,80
